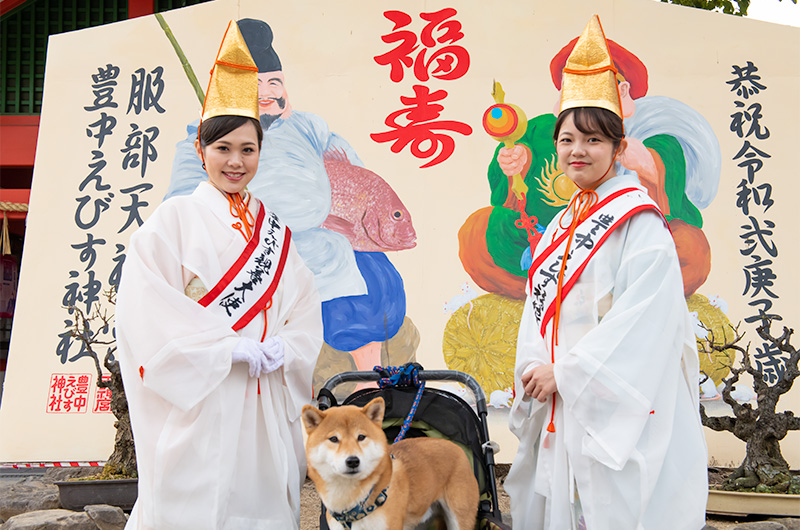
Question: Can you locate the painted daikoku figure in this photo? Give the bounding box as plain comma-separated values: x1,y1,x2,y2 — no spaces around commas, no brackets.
454,15,727,401
463,23,720,302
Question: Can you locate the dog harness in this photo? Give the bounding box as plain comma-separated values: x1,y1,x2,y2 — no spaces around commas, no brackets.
374,364,425,443
330,485,389,529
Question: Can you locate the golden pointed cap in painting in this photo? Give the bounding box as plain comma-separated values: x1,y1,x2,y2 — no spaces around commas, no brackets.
201,20,259,122
559,15,622,118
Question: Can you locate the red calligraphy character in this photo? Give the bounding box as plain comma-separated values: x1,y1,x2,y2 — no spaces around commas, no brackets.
62,375,77,412
413,45,470,82
420,8,464,46
73,394,88,411
74,374,90,412
374,11,419,83
47,375,66,413
414,8,470,82
93,374,112,413
51,374,67,392
48,393,63,413
76,374,91,394
94,387,112,413
371,85,472,168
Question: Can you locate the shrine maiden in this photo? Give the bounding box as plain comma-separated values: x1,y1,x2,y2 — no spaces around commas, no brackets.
502,16,708,530
116,21,321,529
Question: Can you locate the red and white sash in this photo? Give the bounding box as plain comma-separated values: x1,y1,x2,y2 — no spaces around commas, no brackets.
527,187,664,337
198,205,291,331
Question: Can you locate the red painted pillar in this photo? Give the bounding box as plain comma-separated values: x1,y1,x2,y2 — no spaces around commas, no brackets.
128,0,154,19
0,116,39,167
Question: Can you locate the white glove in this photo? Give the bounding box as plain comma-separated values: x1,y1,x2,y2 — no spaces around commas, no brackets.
231,337,285,377
258,336,285,375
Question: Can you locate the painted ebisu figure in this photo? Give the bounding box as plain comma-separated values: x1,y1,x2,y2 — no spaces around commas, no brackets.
446,17,727,398
165,19,418,382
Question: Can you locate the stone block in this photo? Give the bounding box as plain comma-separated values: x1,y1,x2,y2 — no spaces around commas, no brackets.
0,508,97,529
0,478,60,521
84,504,127,530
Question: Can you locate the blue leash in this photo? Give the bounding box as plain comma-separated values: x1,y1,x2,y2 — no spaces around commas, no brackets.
373,364,425,443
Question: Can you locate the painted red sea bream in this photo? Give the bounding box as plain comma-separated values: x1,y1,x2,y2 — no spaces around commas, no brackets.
322,149,417,252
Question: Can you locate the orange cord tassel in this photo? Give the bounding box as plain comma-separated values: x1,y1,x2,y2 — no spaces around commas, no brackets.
552,190,598,344
225,192,255,240
259,299,273,342
540,143,619,438
544,189,599,437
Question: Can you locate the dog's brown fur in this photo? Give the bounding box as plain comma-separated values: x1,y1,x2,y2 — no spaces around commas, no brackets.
302,397,479,530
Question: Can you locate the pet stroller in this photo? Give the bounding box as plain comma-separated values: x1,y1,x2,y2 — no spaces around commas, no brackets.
315,363,512,530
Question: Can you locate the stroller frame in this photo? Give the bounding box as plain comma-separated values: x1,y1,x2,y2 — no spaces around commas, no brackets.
316,366,510,529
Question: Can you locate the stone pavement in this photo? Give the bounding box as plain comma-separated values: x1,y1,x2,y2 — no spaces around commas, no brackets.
1,467,798,529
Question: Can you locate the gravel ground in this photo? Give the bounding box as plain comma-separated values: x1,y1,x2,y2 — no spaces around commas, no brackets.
298,466,768,530
299,477,322,530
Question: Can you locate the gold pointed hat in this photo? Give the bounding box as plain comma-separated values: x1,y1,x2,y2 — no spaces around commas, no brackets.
559,15,622,118
201,20,259,122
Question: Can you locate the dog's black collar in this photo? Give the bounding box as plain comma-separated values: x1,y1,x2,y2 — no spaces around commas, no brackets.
329,484,389,529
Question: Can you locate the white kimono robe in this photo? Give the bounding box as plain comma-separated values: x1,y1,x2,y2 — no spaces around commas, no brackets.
505,173,708,530
116,182,322,529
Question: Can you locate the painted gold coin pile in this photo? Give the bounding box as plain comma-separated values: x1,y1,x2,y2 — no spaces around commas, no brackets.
443,294,523,394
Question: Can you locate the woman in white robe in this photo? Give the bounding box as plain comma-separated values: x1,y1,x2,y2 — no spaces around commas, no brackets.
504,170,708,529
116,37,322,527
500,16,708,529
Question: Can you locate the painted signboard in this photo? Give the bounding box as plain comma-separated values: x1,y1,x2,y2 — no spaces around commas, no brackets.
0,0,798,471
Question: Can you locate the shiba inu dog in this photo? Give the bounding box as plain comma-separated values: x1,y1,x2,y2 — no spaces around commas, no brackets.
301,397,479,530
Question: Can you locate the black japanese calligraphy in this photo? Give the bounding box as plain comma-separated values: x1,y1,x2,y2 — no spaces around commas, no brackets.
727,61,785,382
59,63,165,365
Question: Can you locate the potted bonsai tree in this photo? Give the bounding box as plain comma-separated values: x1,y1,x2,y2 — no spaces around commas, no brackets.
57,287,137,511
700,317,800,514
